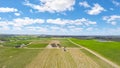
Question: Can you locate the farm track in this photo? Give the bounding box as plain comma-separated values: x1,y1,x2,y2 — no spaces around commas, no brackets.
26,48,102,68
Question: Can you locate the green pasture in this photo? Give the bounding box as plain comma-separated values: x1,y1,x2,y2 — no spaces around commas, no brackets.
27,38,51,48
70,38,120,65
55,38,79,47
0,47,40,68
2,40,30,47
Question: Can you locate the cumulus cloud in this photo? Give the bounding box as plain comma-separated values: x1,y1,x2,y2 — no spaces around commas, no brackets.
79,1,90,8
0,17,96,27
0,7,18,13
79,1,105,15
24,0,75,13
87,4,105,15
26,26,48,32
14,13,21,16
0,21,9,27
112,0,120,6
11,17,44,27
12,27,22,30
47,18,67,25
0,17,45,29
86,27,93,31
50,26,60,30
103,15,120,25
0,17,46,33
70,27,83,32
0,17,97,34
110,8,114,11
47,18,96,26
0,26,10,30
0,21,10,30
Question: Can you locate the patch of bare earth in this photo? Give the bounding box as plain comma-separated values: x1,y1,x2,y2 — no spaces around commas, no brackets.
46,40,61,48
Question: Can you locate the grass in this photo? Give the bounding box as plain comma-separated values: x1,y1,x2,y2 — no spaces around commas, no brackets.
56,38,79,47
0,47,41,68
2,40,30,47
70,38,120,65
80,49,113,68
27,38,79,48
0,37,51,68
0,37,115,68
27,38,51,48
27,43,48,48
1,37,51,48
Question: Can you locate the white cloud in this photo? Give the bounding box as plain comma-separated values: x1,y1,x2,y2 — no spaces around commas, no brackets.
24,0,75,13
0,26,10,30
14,13,21,16
0,7,18,13
11,17,44,27
0,17,97,34
68,25,76,28
100,27,120,35
12,27,22,30
0,21,10,30
103,15,120,25
87,4,105,15
70,27,83,32
112,0,120,6
50,26,60,30
110,8,114,11
30,9,34,13
26,26,48,32
0,21,9,27
0,17,45,33
47,18,96,26
47,18,68,25
86,27,93,31
79,1,90,8
0,17,45,30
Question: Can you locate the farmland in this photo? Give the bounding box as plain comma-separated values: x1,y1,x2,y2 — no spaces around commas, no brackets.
0,47,40,68
27,38,51,48
70,38,120,65
0,35,120,68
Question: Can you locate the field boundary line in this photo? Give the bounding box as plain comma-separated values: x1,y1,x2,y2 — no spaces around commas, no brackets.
68,39,120,68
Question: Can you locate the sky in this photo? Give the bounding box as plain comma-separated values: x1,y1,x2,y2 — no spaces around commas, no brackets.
0,0,120,35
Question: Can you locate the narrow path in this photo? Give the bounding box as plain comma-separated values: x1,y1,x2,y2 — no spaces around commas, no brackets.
26,48,106,68
68,39,120,68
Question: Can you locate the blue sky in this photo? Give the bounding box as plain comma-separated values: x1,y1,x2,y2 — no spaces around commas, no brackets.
0,0,120,35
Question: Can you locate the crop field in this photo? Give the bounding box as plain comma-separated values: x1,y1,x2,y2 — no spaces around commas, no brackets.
27,38,51,48
0,47,40,68
0,36,119,68
57,38,79,47
70,38,120,65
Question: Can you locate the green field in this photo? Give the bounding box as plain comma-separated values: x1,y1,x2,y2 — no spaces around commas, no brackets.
53,38,79,47
27,38,51,48
0,47,40,68
0,36,119,68
70,38,120,65
2,40,30,47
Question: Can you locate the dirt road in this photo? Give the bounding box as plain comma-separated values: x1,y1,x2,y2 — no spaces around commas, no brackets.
26,48,104,68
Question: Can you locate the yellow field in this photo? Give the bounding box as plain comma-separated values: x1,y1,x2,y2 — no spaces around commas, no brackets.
26,48,112,68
